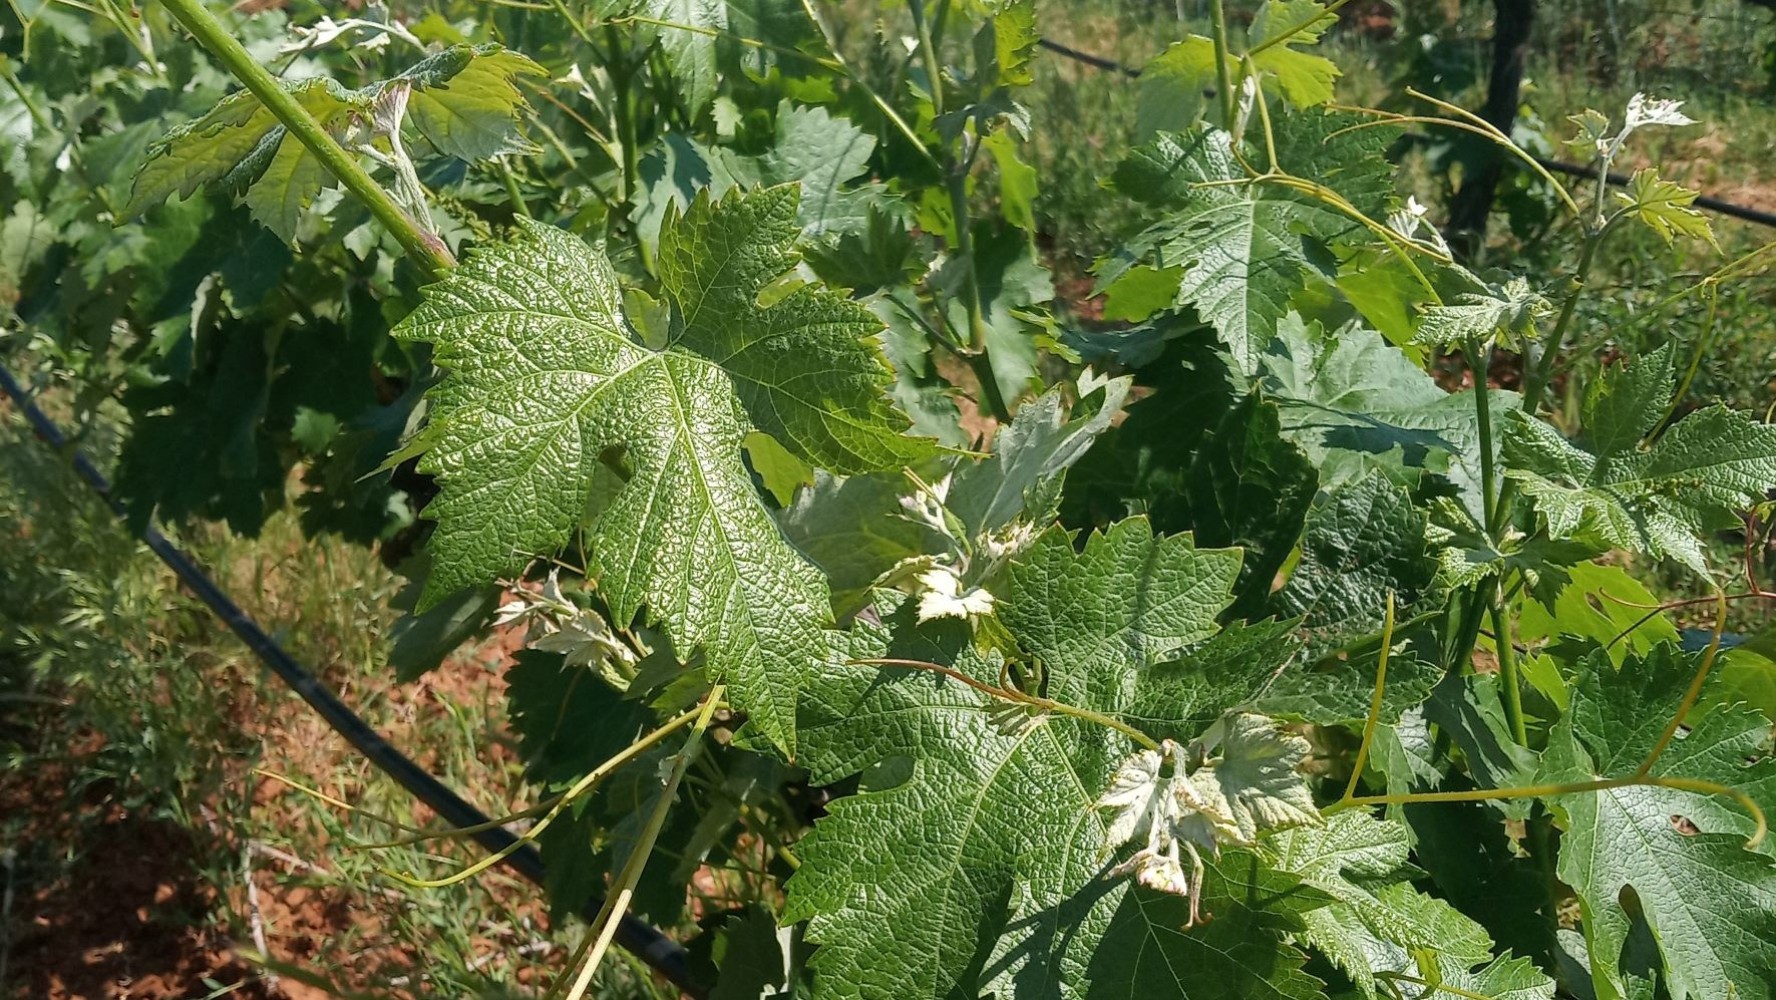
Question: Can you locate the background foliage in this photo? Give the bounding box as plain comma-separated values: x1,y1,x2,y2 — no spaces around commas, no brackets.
5,0,1776,997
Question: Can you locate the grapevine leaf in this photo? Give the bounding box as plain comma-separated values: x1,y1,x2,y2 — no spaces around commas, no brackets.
506,650,655,786
934,221,1053,402
983,129,1038,231
1251,652,1442,727
1272,471,1436,650
1404,799,1552,966
1503,351,1776,574
1099,264,1185,322
1183,395,1319,618
1515,561,1679,666
1430,952,1558,1000
126,77,363,242
1062,328,1243,532
1247,0,1341,109
125,44,541,242
1583,343,1675,458
720,0,830,88
1268,812,1487,995
394,187,926,751
785,577,1323,1000
1264,315,1517,520
1126,618,1302,742
748,101,885,237
1543,644,1776,1000
657,184,933,473
1422,673,1540,816
778,373,1126,617
396,43,547,161
1103,127,1346,375
1413,277,1547,348
947,372,1131,539
1192,713,1320,842
704,905,794,1000
996,519,1243,730
804,207,919,295
1270,108,1401,221
642,0,725,115
987,1,1039,87
632,103,891,260
1058,330,1315,618
387,572,500,682
778,470,945,618
1137,37,1218,137
1616,168,1718,249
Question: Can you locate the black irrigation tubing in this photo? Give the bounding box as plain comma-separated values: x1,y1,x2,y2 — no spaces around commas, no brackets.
0,360,704,998
1036,36,1776,231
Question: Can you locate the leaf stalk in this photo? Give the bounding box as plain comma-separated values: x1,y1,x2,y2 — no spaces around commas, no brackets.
155,0,455,278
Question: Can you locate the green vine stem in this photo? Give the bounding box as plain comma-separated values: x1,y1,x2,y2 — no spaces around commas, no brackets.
1326,776,1766,850
1633,591,1726,776
155,0,456,278
1490,592,1529,745
557,685,726,1000
849,658,1161,751
1470,335,1500,532
1334,588,1765,849
381,703,703,888
907,0,1012,424
1341,591,1395,802
1206,0,1236,131
1647,281,1719,441
1520,231,1603,417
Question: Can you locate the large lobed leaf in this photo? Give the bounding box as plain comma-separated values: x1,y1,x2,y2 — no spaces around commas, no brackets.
1504,346,1776,574
1101,126,1347,375
393,185,931,751
1267,812,1553,1000
782,522,1331,999
1542,645,1776,1000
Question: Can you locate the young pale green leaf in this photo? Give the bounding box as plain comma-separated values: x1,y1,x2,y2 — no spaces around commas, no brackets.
1514,561,1679,667
394,186,931,752
1616,168,1718,249
1136,37,1218,137
988,0,1039,87
1103,127,1345,375
1542,645,1776,1000
126,77,363,241
1190,713,1318,843
784,577,1323,999
125,44,542,242
1247,0,1341,108
947,371,1131,539
1503,351,1776,574
982,129,1038,231
396,44,547,161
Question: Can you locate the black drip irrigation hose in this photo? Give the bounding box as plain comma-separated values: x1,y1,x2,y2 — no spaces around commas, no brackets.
1036,37,1776,231
0,360,704,998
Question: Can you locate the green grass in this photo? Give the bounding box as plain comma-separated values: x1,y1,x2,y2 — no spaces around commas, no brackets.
0,356,658,997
